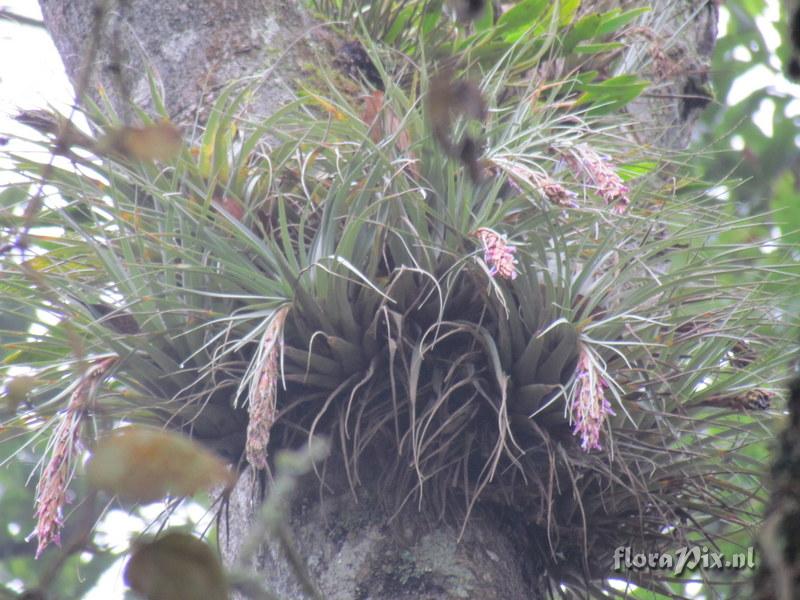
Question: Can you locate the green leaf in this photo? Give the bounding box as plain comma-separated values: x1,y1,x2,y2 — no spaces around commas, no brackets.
475,0,494,32
512,336,544,385
562,12,602,52
0,185,28,208
574,42,624,54
421,7,442,35
595,6,651,37
558,0,581,27
574,69,599,85
576,74,649,113
3,375,37,413
737,0,766,17
535,324,578,384
513,382,560,414
384,5,415,45
618,160,658,179
498,0,549,39
771,172,800,246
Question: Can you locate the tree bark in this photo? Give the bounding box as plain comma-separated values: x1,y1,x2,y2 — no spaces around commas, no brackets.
222,464,547,600
622,0,718,149
38,0,318,125
37,1,718,598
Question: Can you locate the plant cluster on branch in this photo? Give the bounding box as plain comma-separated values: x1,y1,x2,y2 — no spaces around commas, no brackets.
0,0,794,597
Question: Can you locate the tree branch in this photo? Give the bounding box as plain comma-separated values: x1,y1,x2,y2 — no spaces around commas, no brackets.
0,9,45,29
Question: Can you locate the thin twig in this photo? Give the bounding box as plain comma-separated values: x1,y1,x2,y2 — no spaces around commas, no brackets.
0,9,45,28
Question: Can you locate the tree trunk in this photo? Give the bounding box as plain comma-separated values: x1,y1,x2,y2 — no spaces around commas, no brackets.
38,0,318,125
37,1,718,598
222,463,548,599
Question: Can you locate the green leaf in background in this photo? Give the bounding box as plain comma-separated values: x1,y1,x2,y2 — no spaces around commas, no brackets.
498,0,550,41
574,41,624,54
384,4,415,44
562,12,603,53
576,74,649,113
3,374,37,414
595,6,651,37
558,0,581,27
771,172,800,247
700,0,799,223
736,0,766,16
618,161,658,180
0,185,29,209
421,5,442,35
474,0,494,32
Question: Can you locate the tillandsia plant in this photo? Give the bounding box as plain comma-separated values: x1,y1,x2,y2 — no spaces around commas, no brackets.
0,0,795,597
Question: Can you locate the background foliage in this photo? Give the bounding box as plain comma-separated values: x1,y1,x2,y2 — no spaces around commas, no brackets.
699,0,800,331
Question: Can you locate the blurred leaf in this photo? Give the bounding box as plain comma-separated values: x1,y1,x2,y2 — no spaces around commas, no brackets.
562,13,602,52
87,426,235,503
558,0,581,27
124,531,228,600
0,185,28,209
22,253,87,274
497,0,549,40
772,172,800,246
576,74,649,113
212,196,246,221
737,0,766,16
302,90,348,121
474,0,494,31
421,6,442,35
2,375,37,413
573,42,624,54
384,4,415,44
618,160,658,179
98,122,182,162
594,6,650,37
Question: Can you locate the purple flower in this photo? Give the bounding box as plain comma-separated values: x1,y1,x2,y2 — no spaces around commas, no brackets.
570,347,615,451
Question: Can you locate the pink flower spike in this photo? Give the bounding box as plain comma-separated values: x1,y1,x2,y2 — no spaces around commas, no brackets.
531,172,579,208
568,144,631,213
33,357,115,557
474,227,519,280
570,346,615,452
